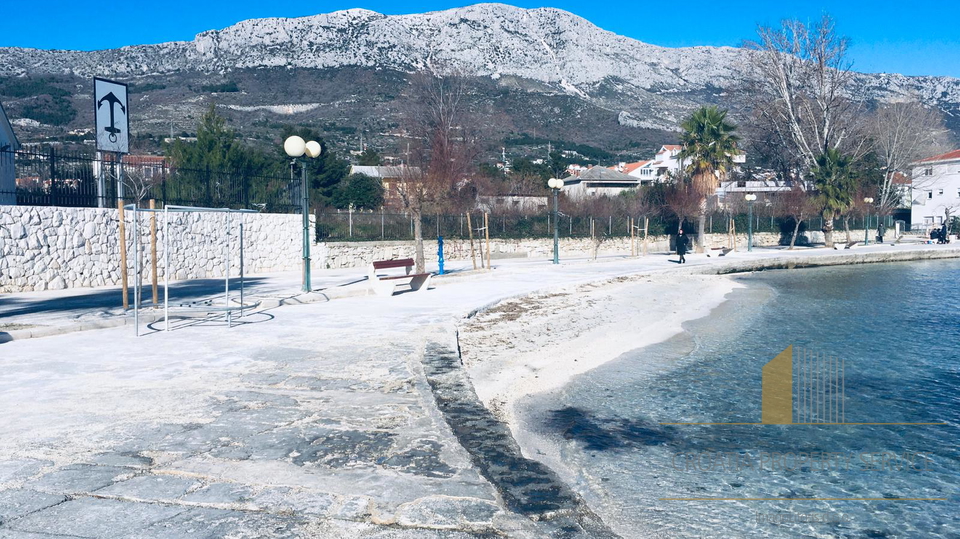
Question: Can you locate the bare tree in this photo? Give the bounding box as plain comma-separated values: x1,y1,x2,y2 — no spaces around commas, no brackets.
871,100,951,215
399,69,482,272
745,15,870,246
664,181,702,235
744,15,864,169
775,184,818,249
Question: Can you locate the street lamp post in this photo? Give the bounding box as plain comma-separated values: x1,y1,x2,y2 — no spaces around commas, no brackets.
547,178,564,264
284,136,323,292
745,193,757,252
863,197,874,245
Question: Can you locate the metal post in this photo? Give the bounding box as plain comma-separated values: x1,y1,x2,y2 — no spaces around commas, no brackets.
747,200,754,252
240,220,244,320
164,206,169,331
552,188,559,264
437,236,445,275
348,204,353,238
225,211,231,327
134,204,140,336
301,160,311,292
864,212,870,245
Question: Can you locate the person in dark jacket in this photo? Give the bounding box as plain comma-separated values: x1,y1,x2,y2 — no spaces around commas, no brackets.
676,229,689,264
941,223,949,244
876,221,885,244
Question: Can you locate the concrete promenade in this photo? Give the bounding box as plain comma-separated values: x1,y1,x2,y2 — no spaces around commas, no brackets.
1,243,958,538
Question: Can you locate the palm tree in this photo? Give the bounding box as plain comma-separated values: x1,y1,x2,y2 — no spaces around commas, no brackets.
812,148,856,248
678,106,740,252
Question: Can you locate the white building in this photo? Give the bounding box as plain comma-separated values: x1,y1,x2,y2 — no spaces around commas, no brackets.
910,149,960,229
560,166,640,199
0,101,19,205
626,144,746,183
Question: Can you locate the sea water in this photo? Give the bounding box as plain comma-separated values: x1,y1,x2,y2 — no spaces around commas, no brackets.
519,260,960,538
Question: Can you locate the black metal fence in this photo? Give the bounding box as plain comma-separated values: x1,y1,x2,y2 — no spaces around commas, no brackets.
316,209,897,243
1,148,301,212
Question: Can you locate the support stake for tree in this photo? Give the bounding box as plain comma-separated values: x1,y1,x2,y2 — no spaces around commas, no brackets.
484,212,491,270
118,200,128,309
643,216,649,256
150,199,158,305
466,212,477,270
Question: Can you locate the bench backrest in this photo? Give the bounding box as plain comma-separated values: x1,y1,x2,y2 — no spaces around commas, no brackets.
372,258,415,270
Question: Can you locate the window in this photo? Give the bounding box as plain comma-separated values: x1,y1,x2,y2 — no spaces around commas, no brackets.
925,168,934,176
939,189,944,196
928,191,934,199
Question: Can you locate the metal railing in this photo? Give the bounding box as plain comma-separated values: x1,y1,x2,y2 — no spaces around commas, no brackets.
1,148,301,212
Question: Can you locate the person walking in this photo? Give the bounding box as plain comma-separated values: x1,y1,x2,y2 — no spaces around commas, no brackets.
876,220,885,244
676,229,689,264
941,223,949,244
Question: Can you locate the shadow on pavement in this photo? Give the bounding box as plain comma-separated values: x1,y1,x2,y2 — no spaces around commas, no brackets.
0,277,270,320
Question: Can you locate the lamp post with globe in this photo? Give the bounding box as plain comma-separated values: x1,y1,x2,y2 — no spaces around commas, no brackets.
284,136,322,292
547,178,564,264
863,197,874,245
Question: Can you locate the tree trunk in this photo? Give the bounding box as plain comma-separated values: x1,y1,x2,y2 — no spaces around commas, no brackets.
696,198,707,253
843,215,851,244
790,218,802,249
822,213,835,248
413,210,425,273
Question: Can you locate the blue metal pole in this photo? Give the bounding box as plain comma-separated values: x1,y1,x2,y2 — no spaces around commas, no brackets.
747,200,754,252
437,236,445,275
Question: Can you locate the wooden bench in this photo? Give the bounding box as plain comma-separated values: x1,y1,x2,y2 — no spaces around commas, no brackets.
368,258,432,297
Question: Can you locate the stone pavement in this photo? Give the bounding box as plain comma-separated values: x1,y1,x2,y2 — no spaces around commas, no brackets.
2,243,959,538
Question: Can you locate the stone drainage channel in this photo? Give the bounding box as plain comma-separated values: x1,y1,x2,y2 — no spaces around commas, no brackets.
422,342,619,539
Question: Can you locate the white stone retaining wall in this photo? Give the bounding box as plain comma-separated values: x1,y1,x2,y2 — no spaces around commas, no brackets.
1,204,812,292
313,232,790,269
0,205,306,293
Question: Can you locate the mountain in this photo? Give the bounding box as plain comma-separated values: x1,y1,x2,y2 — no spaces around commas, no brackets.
2,3,958,158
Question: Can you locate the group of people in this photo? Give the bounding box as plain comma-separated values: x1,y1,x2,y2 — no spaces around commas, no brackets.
931,223,951,244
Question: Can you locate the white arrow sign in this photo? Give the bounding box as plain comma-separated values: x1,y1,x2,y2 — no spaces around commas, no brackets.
94,77,129,154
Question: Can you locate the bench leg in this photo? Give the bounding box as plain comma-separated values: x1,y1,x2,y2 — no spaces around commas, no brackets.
410,274,432,292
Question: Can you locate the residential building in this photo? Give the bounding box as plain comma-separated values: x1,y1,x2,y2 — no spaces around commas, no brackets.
0,101,20,205
910,149,960,229
350,165,418,209
476,194,548,213
560,166,640,199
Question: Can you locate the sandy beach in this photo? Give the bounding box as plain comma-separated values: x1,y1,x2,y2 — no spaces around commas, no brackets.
459,272,742,430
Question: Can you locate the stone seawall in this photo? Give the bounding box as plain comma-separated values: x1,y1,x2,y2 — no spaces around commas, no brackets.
0,206,306,293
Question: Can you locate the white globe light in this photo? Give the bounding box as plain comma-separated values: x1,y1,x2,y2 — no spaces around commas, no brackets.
284,136,306,157
745,193,757,201
305,140,322,158
548,178,563,189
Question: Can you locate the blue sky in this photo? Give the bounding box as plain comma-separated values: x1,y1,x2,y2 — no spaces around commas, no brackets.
4,1,959,78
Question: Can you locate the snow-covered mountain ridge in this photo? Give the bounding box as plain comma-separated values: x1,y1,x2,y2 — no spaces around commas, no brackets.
2,4,957,103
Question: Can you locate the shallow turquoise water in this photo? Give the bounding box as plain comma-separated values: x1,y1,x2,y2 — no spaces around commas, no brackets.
521,260,960,538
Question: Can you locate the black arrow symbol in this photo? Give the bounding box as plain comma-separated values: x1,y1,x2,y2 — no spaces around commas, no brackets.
97,91,126,142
